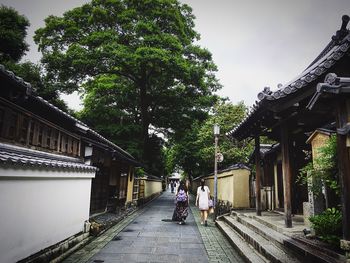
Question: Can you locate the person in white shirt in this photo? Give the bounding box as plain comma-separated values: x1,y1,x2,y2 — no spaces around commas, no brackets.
195,179,210,226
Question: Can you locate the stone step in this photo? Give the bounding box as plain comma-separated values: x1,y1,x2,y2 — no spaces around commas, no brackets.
284,238,345,263
291,236,346,262
216,220,268,263
234,213,292,252
228,213,345,263
231,210,282,233
222,215,300,263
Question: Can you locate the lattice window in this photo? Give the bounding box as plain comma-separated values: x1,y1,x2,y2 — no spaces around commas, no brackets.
46,128,51,148
37,124,43,146
67,136,72,154
29,120,35,145
72,139,78,156
52,130,58,150
7,111,17,139
60,134,67,153
0,101,81,157
0,107,4,136
18,115,29,143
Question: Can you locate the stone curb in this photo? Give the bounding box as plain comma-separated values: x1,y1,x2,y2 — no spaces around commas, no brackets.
189,195,244,263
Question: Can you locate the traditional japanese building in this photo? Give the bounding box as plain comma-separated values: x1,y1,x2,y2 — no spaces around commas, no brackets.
0,64,139,262
228,15,350,256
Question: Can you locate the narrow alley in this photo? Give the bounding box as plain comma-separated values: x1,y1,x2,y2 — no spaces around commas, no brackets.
63,190,244,263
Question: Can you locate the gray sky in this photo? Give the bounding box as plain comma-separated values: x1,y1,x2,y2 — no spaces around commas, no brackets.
1,0,349,110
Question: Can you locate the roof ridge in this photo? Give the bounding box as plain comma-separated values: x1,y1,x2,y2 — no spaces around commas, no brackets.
227,15,350,139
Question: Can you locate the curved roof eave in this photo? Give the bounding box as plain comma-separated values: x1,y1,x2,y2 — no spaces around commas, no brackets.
228,28,350,140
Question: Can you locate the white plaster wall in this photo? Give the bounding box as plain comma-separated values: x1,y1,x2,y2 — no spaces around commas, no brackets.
0,166,94,263
144,180,162,198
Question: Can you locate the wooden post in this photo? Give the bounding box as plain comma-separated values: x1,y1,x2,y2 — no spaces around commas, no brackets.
274,163,280,209
255,136,262,216
336,99,350,242
281,124,292,228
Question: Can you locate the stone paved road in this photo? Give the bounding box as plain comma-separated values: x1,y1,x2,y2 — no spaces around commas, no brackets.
190,202,244,263
64,190,244,263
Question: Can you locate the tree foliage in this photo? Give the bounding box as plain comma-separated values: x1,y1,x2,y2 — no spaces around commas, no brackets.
35,0,221,174
0,5,68,111
165,101,253,179
0,5,29,63
5,61,69,111
196,101,253,170
298,134,339,196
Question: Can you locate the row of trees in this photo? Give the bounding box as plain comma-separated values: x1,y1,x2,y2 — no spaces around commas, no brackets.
0,1,253,179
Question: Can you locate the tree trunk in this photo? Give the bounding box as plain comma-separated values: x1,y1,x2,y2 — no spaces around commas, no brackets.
139,81,150,163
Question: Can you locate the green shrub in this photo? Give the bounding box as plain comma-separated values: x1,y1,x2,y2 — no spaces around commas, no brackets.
298,135,339,196
309,207,342,247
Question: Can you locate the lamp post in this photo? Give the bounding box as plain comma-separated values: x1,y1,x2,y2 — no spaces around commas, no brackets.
213,123,220,219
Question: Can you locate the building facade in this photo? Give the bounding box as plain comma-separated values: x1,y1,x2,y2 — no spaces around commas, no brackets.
228,15,350,256
0,64,139,262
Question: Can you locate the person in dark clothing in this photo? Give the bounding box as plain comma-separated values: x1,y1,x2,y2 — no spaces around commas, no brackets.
170,181,175,193
172,180,189,225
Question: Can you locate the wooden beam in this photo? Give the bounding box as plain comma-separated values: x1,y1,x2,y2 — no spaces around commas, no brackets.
336,98,350,240
281,124,293,228
270,87,316,113
255,136,262,216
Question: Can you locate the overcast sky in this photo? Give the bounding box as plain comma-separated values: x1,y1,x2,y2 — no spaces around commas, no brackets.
1,0,349,110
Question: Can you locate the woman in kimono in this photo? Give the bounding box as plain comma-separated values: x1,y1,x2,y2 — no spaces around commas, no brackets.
172,180,189,225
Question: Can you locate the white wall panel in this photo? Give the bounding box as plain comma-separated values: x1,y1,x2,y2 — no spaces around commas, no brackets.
0,166,94,263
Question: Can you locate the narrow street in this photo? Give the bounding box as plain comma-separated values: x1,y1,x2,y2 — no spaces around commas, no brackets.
64,190,244,263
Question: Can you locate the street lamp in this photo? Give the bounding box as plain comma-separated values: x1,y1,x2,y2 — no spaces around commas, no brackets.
213,123,220,219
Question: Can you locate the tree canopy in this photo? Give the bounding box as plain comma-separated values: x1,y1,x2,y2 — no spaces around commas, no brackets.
35,0,221,174
8,62,69,111
165,101,253,179
0,5,68,111
0,5,29,63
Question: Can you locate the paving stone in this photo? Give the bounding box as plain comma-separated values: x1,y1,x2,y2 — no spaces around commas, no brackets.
189,200,245,263
63,190,245,263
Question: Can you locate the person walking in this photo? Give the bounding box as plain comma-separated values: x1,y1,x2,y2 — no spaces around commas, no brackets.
172,180,189,225
170,181,175,193
196,179,210,226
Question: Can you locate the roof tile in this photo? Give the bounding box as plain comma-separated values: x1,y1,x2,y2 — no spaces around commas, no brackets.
0,143,97,171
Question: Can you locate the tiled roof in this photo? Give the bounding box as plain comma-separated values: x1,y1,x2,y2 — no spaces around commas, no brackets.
227,19,350,139
0,143,97,171
0,64,137,163
259,39,350,102
0,64,32,92
32,96,135,161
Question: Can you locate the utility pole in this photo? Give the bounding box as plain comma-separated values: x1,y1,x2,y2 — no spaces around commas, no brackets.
213,123,220,219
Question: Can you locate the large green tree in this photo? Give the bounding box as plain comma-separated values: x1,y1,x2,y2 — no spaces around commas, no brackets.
195,101,253,172
0,5,29,63
35,0,220,173
166,101,253,179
